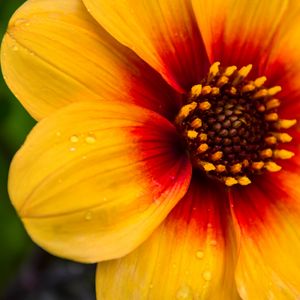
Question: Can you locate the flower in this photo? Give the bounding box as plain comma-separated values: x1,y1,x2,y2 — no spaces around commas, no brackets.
2,0,300,298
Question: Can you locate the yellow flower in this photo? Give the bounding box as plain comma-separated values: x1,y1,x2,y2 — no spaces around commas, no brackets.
2,0,300,298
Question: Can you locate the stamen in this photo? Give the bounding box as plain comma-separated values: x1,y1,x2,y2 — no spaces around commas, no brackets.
275,119,297,129
175,62,296,186
264,162,282,172
238,176,252,186
272,132,293,143
191,118,202,129
273,149,295,159
265,113,279,122
190,84,202,97
197,143,209,153
199,101,211,110
225,177,238,187
265,99,280,110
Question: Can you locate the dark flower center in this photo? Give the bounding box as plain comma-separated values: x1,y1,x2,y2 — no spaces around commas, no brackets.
175,63,296,186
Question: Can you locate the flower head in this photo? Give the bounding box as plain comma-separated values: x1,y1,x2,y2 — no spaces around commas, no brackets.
2,0,300,298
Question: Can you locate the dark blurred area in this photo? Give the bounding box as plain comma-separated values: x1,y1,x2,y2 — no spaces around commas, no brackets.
0,1,95,299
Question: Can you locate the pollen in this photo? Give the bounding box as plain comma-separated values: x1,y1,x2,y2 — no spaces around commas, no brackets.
175,62,296,187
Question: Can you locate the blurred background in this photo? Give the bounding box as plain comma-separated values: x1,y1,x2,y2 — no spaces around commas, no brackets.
0,1,95,299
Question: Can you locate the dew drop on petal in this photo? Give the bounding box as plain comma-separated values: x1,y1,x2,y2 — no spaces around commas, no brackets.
85,211,93,221
196,250,204,259
176,285,193,300
85,135,96,144
202,271,212,281
70,135,79,143
69,147,76,152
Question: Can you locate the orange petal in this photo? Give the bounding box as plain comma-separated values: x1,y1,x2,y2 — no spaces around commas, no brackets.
82,0,209,93
263,3,300,119
1,0,178,120
230,172,300,298
96,175,240,299
9,101,192,262
192,0,289,71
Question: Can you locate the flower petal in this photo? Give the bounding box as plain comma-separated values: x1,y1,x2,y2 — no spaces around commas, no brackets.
263,3,300,119
82,0,209,93
96,175,240,300
230,172,300,299
192,0,289,71
9,101,191,262
1,0,178,120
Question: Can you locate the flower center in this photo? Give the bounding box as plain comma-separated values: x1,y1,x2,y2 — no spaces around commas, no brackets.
175,62,296,186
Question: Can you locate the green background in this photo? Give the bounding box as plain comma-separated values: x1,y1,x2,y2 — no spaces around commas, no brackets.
0,1,95,299
0,0,36,291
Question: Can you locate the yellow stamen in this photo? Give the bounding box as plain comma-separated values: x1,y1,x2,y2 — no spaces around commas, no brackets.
238,176,252,186
264,136,277,145
216,164,226,172
187,130,198,139
265,113,279,122
211,151,223,161
242,159,250,167
197,143,209,153
199,101,211,110
272,132,293,143
260,148,273,158
202,85,212,95
175,102,197,124
241,83,256,93
230,163,242,173
229,87,237,95
199,133,208,142
207,62,220,83
265,99,280,110
191,118,202,129
224,177,238,187
254,76,267,87
232,64,252,86
268,86,282,96
223,66,237,77
190,84,202,97
199,161,216,172
217,76,229,87
273,149,295,159
252,161,265,170
275,119,297,129
257,104,266,112
211,87,220,95
253,89,268,99
265,161,282,172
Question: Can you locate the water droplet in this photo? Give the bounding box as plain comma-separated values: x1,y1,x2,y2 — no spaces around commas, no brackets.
70,135,79,143
69,147,76,152
202,271,212,281
196,250,204,259
12,45,18,51
85,135,96,144
176,285,193,299
85,211,93,221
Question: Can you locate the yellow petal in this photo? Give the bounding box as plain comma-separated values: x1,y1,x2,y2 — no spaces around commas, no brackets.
9,101,192,262
96,176,240,299
192,0,289,67
230,172,300,299
1,0,177,120
82,0,209,92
